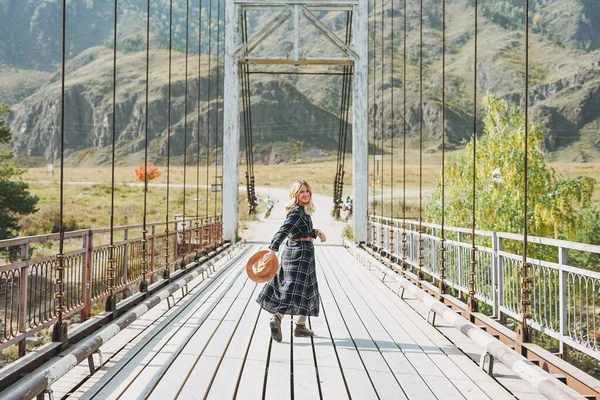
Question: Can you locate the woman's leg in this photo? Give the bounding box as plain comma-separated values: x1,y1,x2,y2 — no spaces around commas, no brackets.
294,315,314,337
270,313,282,342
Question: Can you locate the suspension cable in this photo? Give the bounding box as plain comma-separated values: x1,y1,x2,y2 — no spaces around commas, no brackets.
520,0,532,343
105,0,119,313
181,0,191,269
215,1,223,228
370,0,376,220
379,0,384,226
139,0,151,293
401,0,407,269
418,0,424,280
439,0,447,295
468,0,479,315
206,0,212,222
333,12,353,218
389,0,395,255
195,0,204,256
52,0,68,341
163,0,174,280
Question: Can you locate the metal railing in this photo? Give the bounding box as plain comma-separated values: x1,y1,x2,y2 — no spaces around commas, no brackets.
0,215,222,353
369,216,600,361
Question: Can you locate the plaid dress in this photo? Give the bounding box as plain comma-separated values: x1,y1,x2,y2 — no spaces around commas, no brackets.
256,205,320,317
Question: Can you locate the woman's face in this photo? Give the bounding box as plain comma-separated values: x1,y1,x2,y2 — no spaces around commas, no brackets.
297,185,311,206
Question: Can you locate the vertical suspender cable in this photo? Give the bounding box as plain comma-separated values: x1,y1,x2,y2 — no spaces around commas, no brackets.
380,0,385,220
371,0,376,221
195,0,204,255
163,0,174,280
520,0,532,344
417,0,424,280
105,0,118,313
468,0,479,315
181,0,191,269
390,0,395,255
439,0,447,295
206,0,212,224
215,0,222,236
140,0,151,292
401,0,407,269
379,0,385,252
53,0,68,341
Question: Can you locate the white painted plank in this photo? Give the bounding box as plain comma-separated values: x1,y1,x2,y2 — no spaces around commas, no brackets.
264,314,293,400
140,269,251,399
292,317,321,399
322,247,467,399
205,297,263,399
235,308,272,399
335,247,519,399
175,281,258,398
86,262,244,399
315,248,387,399
318,248,410,400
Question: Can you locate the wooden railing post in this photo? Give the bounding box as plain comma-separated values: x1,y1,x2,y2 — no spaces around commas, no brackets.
82,231,93,320
18,243,29,357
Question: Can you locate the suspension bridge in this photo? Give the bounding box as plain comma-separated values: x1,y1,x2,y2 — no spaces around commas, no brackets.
1,0,600,399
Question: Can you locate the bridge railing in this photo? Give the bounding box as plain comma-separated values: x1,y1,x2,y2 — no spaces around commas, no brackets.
369,216,600,361
0,216,222,354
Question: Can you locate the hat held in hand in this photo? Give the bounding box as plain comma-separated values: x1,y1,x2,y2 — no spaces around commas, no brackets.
246,250,279,283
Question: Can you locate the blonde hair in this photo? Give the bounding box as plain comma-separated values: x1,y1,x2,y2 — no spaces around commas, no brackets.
285,180,316,215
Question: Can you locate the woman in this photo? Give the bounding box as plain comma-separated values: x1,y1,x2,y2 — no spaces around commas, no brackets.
256,180,326,342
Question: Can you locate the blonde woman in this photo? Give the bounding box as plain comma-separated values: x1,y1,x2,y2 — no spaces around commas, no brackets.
256,180,327,342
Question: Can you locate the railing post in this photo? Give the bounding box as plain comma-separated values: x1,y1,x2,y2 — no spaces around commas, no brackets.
82,231,93,320
491,232,499,319
18,243,29,357
122,228,129,287
457,231,463,294
149,225,155,284
558,246,568,360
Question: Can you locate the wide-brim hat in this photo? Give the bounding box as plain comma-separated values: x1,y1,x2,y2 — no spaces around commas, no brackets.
246,250,279,283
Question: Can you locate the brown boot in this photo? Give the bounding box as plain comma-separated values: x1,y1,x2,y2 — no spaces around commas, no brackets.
294,323,314,337
270,314,282,342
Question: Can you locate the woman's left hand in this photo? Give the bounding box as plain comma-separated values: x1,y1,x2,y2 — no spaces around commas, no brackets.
316,229,327,243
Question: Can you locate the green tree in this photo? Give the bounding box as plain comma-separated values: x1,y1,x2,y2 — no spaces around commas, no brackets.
0,104,39,240
426,95,599,262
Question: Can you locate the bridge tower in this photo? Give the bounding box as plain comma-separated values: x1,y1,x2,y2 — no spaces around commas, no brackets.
223,0,368,242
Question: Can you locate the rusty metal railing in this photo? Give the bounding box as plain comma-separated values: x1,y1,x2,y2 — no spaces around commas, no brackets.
0,216,222,354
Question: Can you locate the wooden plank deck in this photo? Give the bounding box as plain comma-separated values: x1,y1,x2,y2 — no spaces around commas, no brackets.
58,244,533,399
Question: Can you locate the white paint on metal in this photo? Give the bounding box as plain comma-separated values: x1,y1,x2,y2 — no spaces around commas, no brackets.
97,324,121,345
223,0,241,242
352,0,368,243
44,354,78,385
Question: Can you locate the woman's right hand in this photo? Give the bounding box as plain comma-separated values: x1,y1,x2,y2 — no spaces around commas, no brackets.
262,250,276,263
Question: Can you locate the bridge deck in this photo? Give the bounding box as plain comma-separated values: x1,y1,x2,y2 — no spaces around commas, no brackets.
53,244,540,399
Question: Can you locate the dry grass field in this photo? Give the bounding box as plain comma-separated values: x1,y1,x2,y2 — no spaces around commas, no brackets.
19,150,600,234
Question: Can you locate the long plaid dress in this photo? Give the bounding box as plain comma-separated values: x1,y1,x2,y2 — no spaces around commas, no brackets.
256,205,320,317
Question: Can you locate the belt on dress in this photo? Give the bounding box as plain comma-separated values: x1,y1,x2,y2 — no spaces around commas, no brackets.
292,237,313,242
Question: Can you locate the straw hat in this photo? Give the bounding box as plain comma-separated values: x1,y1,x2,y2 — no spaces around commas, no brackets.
246,250,279,283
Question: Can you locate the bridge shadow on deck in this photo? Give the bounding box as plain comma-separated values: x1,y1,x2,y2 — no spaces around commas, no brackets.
58,244,518,400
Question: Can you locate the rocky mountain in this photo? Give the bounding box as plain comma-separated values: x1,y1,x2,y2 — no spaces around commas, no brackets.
2,0,600,164
7,47,342,164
